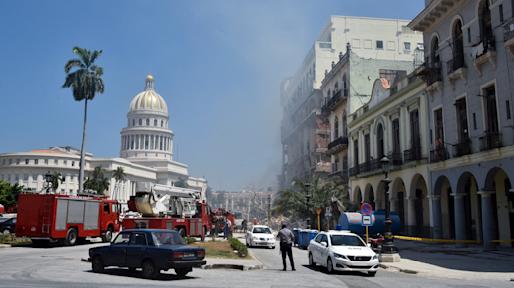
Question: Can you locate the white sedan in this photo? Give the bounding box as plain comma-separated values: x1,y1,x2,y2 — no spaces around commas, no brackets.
245,225,275,249
307,230,379,276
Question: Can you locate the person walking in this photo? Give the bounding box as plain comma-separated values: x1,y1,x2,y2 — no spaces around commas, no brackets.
277,223,295,271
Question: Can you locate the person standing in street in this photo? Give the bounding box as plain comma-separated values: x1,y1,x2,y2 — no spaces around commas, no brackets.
277,223,295,271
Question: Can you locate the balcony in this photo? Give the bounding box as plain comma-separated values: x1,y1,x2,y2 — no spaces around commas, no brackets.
349,166,359,177
473,35,496,74
453,138,472,157
447,55,466,82
327,136,348,154
322,90,346,113
430,146,449,163
479,131,502,151
403,144,422,163
417,61,442,92
358,159,381,174
390,152,403,167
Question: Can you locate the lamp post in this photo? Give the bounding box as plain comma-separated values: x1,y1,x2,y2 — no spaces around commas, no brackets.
380,156,399,256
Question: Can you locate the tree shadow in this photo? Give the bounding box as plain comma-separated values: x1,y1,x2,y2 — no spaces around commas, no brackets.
85,268,197,281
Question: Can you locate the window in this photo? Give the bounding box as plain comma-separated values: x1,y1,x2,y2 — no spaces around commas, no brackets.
450,20,464,72
342,74,348,97
376,40,384,49
138,119,142,126
71,161,75,167
434,108,444,147
63,160,67,166
113,232,130,245
376,123,384,159
392,119,400,154
161,120,164,127
364,134,371,162
54,159,58,165
154,119,157,126
130,233,148,246
483,85,499,133
334,116,339,139
25,159,29,165
146,119,150,126
132,119,135,127
500,4,504,23
404,42,411,51
467,27,471,43
353,139,359,166
455,98,469,142
103,203,110,213
473,113,477,130
330,235,365,247
34,159,38,165
364,39,372,49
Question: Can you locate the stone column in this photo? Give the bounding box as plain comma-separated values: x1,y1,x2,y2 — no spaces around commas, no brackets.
430,195,442,239
478,191,495,250
452,193,466,246
406,196,416,235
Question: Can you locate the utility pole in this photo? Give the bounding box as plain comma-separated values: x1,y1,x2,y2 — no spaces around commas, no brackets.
267,194,272,227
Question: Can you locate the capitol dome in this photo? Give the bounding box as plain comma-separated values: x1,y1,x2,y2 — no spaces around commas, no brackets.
128,75,168,115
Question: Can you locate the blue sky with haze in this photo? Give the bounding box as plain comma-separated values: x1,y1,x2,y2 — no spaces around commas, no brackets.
0,0,423,191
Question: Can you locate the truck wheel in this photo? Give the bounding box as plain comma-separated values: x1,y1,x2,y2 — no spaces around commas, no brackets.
175,267,191,277
102,227,113,242
92,256,105,273
142,260,158,279
65,228,78,246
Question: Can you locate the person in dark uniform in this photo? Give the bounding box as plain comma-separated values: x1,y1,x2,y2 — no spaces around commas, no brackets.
277,223,295,271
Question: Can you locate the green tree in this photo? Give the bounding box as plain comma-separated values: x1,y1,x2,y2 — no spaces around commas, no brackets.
48,172,64,192
0,180,23,207
62,47,105,194
84,167,110,195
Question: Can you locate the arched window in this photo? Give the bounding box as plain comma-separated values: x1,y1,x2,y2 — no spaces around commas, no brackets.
451,19,464,71
334,116,339,139
377,123,384,159
430,36,440,65
342,74,348,96
146,119,150,126
138,119,142,126
342,113,347,136
154,119,157,126
479,0,493,51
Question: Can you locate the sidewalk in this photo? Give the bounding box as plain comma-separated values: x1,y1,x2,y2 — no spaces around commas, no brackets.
201,232,263,271
380,240,514,281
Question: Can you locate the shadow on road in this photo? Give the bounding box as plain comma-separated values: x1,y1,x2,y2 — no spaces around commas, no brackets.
302,264,375,277
14,239,104,249
85,269,197,281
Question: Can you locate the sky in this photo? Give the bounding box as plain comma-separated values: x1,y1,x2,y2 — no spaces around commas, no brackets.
0,0,424,191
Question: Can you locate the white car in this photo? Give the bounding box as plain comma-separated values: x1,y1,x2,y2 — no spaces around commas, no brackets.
245,225,275,249
307,230,379,276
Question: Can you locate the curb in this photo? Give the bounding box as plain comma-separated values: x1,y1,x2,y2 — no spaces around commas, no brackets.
202,263,263,271
379,263,418,275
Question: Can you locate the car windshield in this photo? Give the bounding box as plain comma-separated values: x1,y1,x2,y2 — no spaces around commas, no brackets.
253,227,271,234
152,231,185,245
0,218,9,223
330,235,366,247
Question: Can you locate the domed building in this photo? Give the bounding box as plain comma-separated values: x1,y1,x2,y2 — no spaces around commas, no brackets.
0,75,207,206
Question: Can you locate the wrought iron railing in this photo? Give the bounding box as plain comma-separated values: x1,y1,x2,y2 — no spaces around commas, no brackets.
479,131,502,151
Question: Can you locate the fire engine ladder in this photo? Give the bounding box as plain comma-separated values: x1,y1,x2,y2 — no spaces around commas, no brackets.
40,201,52,234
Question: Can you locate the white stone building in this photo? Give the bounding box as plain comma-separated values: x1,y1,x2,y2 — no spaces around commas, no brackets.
0,75,207,206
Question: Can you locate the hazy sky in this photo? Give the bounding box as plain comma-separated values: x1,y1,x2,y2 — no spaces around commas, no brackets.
0,0,424,191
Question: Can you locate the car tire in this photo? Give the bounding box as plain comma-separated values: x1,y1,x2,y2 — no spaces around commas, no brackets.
128,267,137,272
92,256,105,274
102,227,113,243
308,252,316,267
368,271,376,277
142,260,158,279
271,246,275,249
65,228,78,246
175,268,191,277
2,229,10,235
326,258,334,274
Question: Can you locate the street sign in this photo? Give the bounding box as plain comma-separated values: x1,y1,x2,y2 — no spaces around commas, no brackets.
360,202,373,216
362,215,372,226
325,207,332,218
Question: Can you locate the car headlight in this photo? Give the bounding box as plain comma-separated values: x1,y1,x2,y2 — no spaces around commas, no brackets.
333,253,348,260
253,236,258,240
372,255,378,260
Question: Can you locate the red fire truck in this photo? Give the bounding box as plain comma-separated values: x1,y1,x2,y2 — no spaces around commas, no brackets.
122,183,211,240
15,193,121,246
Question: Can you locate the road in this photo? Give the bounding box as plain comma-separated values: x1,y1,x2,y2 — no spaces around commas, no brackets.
0,239,512,288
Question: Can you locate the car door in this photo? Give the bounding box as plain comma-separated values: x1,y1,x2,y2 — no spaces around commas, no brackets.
246,228,253,245
320,234,330,265
106,231,130,267
311,234,323,263
126,232,148,268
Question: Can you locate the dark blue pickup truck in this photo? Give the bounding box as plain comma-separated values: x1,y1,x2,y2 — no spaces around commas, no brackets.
89,229,206,279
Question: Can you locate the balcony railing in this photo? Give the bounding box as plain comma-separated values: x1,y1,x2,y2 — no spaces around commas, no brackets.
390,152,403,166
453,138,472,157
430,146,449,163
447,54,465,75
403,144,422,163
327,136,348,151
419,60,442,86
479,131,502,151
349,166,359,177
322,90,346,113
475,34,496,59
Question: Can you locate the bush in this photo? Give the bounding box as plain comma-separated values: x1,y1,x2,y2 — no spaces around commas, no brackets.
228,237,247,257
184,236,197,244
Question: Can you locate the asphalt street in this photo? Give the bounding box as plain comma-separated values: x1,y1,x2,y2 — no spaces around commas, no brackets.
0,240,512,288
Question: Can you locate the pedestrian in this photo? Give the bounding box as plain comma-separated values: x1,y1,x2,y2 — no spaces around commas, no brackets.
223,219,229,239
242,219,247,233
277,223,295,271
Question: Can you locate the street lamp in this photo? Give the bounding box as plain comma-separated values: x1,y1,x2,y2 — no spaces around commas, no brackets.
380,156,399,256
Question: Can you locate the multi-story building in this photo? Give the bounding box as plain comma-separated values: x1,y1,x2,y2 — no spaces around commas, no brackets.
280,16,424,189
0,75,207,205
348,73,429,236
409,0,514,247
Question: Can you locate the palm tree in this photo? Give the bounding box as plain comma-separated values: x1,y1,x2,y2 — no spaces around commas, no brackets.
49,172,64,192
84,167,110,195
112,167,126,200
62,47,105,194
